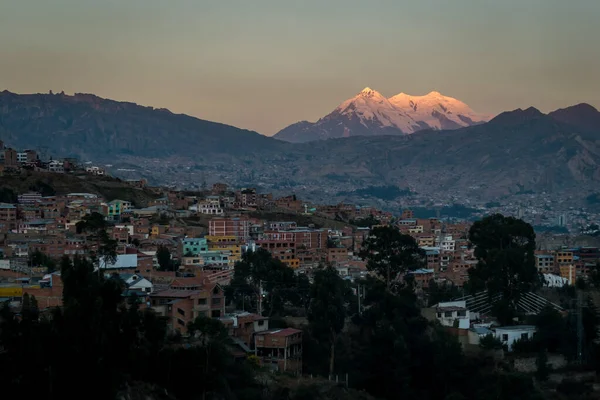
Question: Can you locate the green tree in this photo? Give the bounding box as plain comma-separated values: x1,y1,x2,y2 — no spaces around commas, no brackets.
30,249,57,273
467,214,538,324
535,350,550,381
479,334,503,350
96,229,118,269
359,226,425,291
308,266,348,377
156,245,172,271
76,211,108,234
427,279,463,306
227,248,305,316
350,214,381,228
0,187,17,203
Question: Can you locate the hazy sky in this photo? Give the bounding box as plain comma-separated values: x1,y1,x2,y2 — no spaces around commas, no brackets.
1,0,599,135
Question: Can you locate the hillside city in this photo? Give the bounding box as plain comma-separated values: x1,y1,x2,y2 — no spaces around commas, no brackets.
2,140,600,398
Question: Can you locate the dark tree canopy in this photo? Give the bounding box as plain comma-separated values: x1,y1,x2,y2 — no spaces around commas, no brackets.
467,214,538,323
156,245,173,271
359,226,425,290
308,266,349,376
75,211,108,234
227,248,309,317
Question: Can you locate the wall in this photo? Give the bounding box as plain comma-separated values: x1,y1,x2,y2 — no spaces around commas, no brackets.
513,354,567,373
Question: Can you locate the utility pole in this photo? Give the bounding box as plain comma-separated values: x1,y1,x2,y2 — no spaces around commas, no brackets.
577,289,584,365
357,284,362,316
257,279,263,316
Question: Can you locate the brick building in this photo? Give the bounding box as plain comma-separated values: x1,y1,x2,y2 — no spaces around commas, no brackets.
0,203,17,232
149,283,226,333
254,328,303,374
209,218,250,241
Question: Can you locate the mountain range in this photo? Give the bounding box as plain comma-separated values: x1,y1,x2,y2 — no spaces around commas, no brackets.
0,90,282,160
274,87,490,143
1,90,599,206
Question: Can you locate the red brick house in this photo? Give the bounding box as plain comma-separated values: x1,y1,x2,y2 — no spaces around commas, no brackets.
254,328,303,375
149,283,226,334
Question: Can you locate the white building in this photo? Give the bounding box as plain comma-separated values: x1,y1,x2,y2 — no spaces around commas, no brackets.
48,160,64,173
494,325,536,351
190,202,224,215
122,273,154,293
542,273,569,288
86,166,105,175
435,300,471,329
436,235,456,252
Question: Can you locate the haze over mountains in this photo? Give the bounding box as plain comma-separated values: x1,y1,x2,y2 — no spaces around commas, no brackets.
274,87,490,143
1,90,599,206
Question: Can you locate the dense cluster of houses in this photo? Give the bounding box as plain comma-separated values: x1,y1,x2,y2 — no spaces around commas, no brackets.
0,140,106,176
2,145,600,369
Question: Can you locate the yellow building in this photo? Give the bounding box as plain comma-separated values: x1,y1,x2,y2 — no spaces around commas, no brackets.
555,251,573,265
417,236,435,247
283,259,300,269
206,235,242,262
408,226,424,234
150,225,161,237
0,286,23,297
559,264,577,284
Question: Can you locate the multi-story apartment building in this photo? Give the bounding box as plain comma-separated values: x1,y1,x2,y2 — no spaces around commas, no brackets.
239,188,258,208
206,235,242,262
183,238,209,256
2,148,18,167
106,199,132,220
254,328,303,375
149,283,226,333
209,218,250,241
17,191,42,205
555,250,574,265
0,203,18,231
535,254,555,273
257,231,297,266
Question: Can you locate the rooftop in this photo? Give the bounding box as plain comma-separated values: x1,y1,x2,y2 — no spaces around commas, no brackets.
256,328,302,337
150,289,203,298
495,325,536,332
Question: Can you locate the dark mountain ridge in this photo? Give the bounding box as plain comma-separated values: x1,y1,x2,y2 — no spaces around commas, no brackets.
0,90,286,160
1,90,599,203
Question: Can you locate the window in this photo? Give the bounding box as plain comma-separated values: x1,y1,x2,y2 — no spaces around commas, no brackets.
501,334,508,342
258,320,265,326
198,298,207,305
211,310,221,318
437,313,442,318
444,311,452,318
457,310,467,317
177,318,185,326
177,308,185,316
212,298,221,305
521,333,528,340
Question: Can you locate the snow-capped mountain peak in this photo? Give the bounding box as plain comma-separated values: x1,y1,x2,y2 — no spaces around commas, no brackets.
334,87,420,133
388,90,490,130
273,86,494,143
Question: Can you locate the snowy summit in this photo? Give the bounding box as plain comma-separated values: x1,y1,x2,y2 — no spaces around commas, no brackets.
274,87,491,143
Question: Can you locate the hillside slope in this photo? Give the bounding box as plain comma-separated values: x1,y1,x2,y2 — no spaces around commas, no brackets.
0,90,286,160
0,170,158,207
